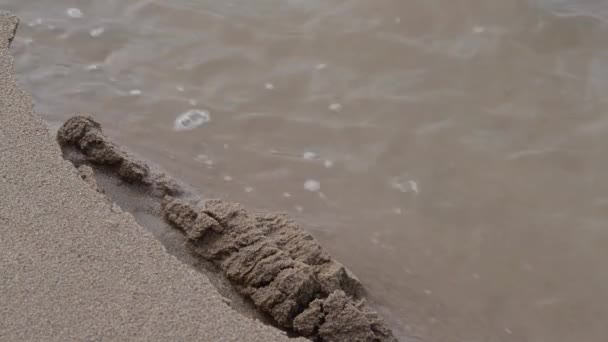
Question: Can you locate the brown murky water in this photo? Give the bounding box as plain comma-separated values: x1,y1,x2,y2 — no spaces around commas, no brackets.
5,0,608,341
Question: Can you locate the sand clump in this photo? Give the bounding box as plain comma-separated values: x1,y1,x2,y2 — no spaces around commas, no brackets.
162,197,397,341
57,115,182,196
57,115,397,341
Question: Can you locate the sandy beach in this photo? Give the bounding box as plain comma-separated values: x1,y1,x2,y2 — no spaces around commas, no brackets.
0,13,299,341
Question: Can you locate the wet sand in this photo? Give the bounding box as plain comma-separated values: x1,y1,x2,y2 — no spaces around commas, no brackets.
54,112,398,341
0,13,300,341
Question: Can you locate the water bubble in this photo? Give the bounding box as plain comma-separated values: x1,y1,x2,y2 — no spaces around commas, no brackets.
393,208,402,215
264,83,275,90
174,109,210,131
316,63,327,70
129,89,142,96
323,159,334,168
223,175,233,182
176,85,185,92
47,25,56,30
89,27,105,37
283,192,292,198
223,144,229,149
304,179,321,192
244,187,254,193
329,103,342,112
394,17,401,24
295,205,304,212
188,99,198,106
303,151,317,160
67,8,84,18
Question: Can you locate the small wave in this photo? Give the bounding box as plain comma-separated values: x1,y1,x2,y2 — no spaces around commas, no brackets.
536,0,608,22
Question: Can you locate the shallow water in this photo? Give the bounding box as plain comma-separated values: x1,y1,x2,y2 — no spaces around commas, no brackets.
5,0,608,340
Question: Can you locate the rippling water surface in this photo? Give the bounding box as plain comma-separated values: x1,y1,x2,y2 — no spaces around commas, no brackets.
5,0,608,340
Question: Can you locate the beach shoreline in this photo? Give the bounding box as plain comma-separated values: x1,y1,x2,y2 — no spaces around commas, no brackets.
1,12,398,341
0,12,301,341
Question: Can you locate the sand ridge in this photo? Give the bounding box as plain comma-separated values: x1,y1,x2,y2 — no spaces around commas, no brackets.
56,114,398,341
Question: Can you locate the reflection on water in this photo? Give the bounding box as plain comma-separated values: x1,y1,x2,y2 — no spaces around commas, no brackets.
6,0,608,340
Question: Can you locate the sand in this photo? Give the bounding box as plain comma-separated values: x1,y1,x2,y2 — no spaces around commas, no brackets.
55,114,398,341
0,12,300,342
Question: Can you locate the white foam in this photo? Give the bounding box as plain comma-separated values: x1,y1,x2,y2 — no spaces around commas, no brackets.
188,99,198,106
223,175,233,182
409,180,419,194
472,26,485,34
283,192,292,198
304,179,321,192
89,27,105,37
303,151,317,160
85,64,99,71
390,176,420,194
295,205,304,213
264,83,275,90
29,18,43,27
194,154,208,162
244,187,254,193
329,103,342,112
176,85,185,92
316,63,327,70
67,8,84,18
323,159,334,168
129,89,142,96
173,109,210,131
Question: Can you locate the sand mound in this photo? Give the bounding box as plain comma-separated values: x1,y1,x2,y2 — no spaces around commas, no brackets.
57,115,397,341
162,197,396,341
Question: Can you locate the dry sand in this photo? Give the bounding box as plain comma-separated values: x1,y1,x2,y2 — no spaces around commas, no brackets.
0,12,301,341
